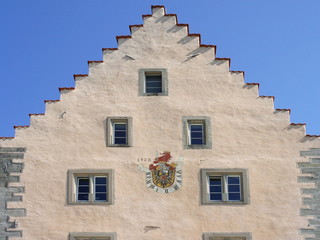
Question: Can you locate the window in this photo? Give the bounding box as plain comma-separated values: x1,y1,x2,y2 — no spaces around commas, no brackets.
107,117,132,147
201,169,249,205
67,169,114,205
146,73,162,94
69,232,116,240
138,68,168,96
202,232,252,240
182,116,212,149
189,121,204,145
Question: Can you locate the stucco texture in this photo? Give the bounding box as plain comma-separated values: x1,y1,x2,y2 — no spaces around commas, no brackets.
1,6,319,240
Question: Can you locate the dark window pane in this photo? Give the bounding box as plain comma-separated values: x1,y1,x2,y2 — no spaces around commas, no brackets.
210,178,221,185
95,193,107,201
146,75,161,82
228,193,241,201
146,81,162,88
114,124,126,130
146,75,162,93
228,176,240,184
115,131,126,138
146,87,162,93
210,193,222,201
228,185,240,192
95,185,107,192
95,177,107,184
210,186,222,193
78,178,89,185
114,137,127,144
191,138,203,145
78,193,89,201
190,125,203,131
190,132,203,138
78,186,90,193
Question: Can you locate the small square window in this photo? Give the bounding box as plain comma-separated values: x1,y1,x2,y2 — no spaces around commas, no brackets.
139,68,168,96
202,232,252,240
189,121,205,145
201,169,249,205
145,74,162,94
67,169,114,205
69,232,116,240
183,117,212,149
107,117,132,147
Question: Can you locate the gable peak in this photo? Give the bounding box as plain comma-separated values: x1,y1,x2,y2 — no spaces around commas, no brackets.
151,5,166,16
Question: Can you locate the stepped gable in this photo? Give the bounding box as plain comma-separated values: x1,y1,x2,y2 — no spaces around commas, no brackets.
0,5,318,239
0,147,26,239
0,5,317,140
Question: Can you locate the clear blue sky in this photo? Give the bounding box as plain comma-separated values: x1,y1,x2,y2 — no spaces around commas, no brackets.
1,0,319,137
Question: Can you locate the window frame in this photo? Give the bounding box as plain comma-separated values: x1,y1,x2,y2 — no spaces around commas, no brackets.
201,169,249,205
69,232,117,240
138,68,168,96
107,117,132,147
67,169,114,205
202,232,252,240
188,121,205,145
182,116,212,149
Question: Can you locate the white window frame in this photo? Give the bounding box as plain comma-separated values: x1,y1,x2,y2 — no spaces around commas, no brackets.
188,121,205,145
67,169,114,205
201,169,249,205
69,232,117,240
107,117,132,147
76,176,108,202
202,232,252,240
112,121,127,145
208,174,241,202
138,68,168,96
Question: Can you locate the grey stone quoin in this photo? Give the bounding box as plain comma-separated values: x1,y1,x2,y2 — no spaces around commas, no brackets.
299,148,320,240
0,147,26,240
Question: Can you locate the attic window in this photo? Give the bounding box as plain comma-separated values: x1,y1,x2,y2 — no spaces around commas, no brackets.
139,68,168,96
145,73,162,94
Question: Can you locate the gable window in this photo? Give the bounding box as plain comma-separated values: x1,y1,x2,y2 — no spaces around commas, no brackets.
182,116,212,149
145,73,162,94
69,232,116,240
107,117,132,147
113,122,127,145
138,68,168,96
201,169,249,205
67,169,114,205
202,232,252,240
189,121,204,145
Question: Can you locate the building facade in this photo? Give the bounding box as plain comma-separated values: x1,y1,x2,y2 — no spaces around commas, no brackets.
1,5,320,240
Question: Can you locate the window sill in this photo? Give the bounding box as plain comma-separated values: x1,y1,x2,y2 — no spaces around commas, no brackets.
67,201,113,205
140,92,168,96
108,144,131,147
201,201,248,205
185,144,211,149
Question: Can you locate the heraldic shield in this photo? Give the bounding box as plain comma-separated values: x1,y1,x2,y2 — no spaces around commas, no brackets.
138,151,183,194
150,154,176,188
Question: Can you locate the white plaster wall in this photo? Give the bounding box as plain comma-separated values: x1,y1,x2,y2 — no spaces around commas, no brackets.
2,6,320,240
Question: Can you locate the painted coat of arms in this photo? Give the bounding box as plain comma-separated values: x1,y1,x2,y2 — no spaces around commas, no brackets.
138,151,183,194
